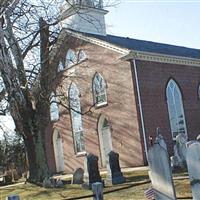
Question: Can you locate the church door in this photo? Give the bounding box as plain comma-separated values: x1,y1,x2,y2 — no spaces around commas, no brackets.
53,129,65,172
98,115,113,167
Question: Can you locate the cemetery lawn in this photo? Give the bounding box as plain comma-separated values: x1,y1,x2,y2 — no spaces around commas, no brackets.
0,170,192,200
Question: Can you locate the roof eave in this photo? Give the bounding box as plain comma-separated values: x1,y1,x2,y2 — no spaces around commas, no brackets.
63,29,130,54
122,50,200,67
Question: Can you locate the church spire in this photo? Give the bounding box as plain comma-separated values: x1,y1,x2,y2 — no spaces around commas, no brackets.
60,0,108,36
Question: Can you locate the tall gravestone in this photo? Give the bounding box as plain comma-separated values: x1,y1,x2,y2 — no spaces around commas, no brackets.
83,154,102,189
148,137,176,200
171,133,187,168
106,151,125,185
186,141,200,200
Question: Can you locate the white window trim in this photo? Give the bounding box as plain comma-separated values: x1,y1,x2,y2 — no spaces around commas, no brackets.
166,79,188,140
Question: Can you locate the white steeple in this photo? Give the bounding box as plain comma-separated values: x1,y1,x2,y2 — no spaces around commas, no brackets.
60,0,108,36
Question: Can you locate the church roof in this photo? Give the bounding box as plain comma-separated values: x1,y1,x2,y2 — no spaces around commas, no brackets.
84,33,200,59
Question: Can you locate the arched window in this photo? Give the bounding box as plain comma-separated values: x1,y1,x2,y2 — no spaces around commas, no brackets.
58,61,64,72
50,92,59,121
66,49,77,67
93,72,107,106
166,79,187,140
69,83,85,153
77,50,86,62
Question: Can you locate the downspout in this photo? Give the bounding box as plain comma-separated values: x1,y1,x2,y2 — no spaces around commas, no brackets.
132,59,148,160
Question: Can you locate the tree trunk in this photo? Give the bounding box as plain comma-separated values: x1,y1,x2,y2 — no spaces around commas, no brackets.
1,17,51,183
24,131,49,182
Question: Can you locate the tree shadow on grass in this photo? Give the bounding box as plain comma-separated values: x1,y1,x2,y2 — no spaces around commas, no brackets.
125,175,149,183
63,181,150,200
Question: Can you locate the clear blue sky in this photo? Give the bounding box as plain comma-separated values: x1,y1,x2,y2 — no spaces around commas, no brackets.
106,1,200,49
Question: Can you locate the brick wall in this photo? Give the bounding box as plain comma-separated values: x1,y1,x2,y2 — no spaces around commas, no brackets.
135,60,200,155
45,35,144,173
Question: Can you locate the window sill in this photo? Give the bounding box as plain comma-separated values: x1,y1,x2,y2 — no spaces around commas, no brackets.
95,102,108,109
76,151,87,157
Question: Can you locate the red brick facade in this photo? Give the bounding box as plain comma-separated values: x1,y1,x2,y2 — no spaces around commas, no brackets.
134,60,200,155
45,36,144,173
45,33,200,174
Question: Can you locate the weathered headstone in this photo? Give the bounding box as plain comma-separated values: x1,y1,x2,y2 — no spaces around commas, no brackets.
148,137,176,200
106,151,125,185
83,154,102,189
173,133,187,168
7,195,20,200
155,128,167,151
43,177,53,188
55,179,64,188
72,168,84,184
186,141,200,200
92,182,104,200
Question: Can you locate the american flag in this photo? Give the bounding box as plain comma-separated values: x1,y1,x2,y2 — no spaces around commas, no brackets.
144,187,155,200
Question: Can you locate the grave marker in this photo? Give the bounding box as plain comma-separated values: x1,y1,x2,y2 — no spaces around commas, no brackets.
148,137,176,200
72,168,84,184
83,154,102,189
106,151,125,185
186,141,200,200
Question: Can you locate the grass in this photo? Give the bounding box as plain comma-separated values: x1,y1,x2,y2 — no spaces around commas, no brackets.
0,170,192,200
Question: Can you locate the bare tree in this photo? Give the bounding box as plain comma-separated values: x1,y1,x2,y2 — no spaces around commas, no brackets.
0,0,65,183
0,0,118,183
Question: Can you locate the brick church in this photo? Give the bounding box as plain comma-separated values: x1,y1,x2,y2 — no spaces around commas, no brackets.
45,0,200,173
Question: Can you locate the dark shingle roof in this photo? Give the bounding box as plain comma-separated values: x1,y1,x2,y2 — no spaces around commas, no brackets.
84,33,200,59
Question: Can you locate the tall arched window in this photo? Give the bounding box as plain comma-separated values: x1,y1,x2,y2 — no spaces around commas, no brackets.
66,49,77,67
166,79,187,140
50,92,59,121
93,72,107,106
69,83,85,153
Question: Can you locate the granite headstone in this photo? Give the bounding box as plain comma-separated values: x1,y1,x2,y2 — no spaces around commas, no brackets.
106,151,125,185
83,154,102,189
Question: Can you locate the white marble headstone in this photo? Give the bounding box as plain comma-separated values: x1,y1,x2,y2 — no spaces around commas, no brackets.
148,142,176,200
186,141,200,200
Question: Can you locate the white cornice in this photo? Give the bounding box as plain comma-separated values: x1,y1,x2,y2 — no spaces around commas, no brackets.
64,29,129,54
122,50,200,67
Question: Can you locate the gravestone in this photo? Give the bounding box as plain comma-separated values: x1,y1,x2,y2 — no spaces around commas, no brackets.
83,154,102,189
173,134,187,168
7,195,20,200
106,151,125,185
155,128,167,151
43,177,53,188
186,141,200,200
72,168,84,184
92,182,104,200
148,136,176,200
55,179,64,188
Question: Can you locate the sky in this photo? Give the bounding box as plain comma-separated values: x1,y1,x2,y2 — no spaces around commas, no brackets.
105,0,200,49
